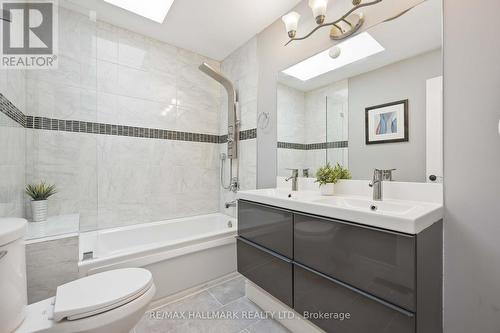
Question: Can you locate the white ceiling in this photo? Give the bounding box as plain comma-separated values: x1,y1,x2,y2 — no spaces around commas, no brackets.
278,0,442,91
60,0,301,61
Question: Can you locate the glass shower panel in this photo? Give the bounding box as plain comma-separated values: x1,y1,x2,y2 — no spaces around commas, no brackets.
304,88,327,176
24,3,98,235
326,81,349,168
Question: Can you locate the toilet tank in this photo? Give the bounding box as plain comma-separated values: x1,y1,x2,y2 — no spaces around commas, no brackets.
0,218,27,333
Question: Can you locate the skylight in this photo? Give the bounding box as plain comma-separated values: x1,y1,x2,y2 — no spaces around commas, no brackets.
282,32,385,81
103,0,175,23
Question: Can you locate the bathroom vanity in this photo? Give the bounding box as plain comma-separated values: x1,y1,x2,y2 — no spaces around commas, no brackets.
236,186,443,333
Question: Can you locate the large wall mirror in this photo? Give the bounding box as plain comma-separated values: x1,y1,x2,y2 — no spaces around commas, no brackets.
276,0,442,183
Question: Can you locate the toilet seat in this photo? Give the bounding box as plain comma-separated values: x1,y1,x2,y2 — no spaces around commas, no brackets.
15,268,155,333
53,268,153,321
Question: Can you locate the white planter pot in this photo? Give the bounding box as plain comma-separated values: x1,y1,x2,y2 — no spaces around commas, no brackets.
320,183,335,196
31,200,48,222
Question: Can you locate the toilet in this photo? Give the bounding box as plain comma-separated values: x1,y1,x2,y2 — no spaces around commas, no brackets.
0,218,156,333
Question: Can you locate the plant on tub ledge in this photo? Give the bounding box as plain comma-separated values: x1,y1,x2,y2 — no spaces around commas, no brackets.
25,182,57,222
315,162,351,196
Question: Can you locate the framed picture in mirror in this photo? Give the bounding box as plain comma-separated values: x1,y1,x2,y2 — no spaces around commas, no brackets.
365,99,409,144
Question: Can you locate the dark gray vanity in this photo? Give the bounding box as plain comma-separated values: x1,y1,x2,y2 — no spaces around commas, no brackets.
237,199,442,333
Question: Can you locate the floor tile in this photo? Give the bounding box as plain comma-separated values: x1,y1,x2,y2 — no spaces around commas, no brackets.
134,276,288,333
207,276,245,305
135,291,222,333
246,319,291,333
170,297,262,333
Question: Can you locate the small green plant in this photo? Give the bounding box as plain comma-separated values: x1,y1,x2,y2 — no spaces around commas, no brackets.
315,162,351,186
25,182,57,201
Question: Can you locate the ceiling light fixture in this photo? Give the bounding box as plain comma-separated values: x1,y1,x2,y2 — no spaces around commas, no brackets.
281,12,301,38
103,0,175,23
282,0,382,45
281,32,384,81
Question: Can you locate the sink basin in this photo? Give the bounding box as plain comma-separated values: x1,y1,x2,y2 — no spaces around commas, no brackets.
346,198,415,214
314,197,415,215
237,187,443,234
243,188,320,201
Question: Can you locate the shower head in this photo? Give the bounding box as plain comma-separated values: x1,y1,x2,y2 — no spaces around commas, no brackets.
198,62,239,160
198,62,237,103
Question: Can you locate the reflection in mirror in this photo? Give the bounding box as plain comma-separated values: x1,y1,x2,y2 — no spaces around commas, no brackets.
277,0,442,183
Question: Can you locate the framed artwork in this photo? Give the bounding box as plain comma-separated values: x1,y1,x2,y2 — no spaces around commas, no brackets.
365,99,408,144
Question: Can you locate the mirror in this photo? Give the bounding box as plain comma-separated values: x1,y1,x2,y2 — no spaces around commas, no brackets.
277,0,442,183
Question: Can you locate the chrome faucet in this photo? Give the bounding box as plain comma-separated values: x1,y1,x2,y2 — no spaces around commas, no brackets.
369,168,396,201
285,169,299,191
369,169,383,201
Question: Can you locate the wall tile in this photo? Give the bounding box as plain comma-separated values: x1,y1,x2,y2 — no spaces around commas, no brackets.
26,236,79,304
25,130,98,229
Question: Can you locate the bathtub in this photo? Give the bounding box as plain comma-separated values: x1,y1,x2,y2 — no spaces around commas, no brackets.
78,213,237,301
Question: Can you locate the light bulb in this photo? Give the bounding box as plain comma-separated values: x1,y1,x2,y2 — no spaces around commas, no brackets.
282,12,301,38
329,46,341,59
308,0,328,24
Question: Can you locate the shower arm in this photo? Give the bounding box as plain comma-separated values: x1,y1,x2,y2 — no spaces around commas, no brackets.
198,63,239,159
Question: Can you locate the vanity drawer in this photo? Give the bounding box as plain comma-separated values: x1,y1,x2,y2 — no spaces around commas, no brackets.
294,263,415,333
237,238,293,307
294,213,416,311
238,200,293,258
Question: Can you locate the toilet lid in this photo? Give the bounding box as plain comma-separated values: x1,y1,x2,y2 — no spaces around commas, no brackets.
53,268,153,322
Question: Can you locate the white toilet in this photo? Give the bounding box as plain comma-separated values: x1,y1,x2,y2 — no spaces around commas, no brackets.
0,218,156,333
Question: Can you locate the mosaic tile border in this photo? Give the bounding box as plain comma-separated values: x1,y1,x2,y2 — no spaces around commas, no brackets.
278,140,348,150
1,93,257,143
26,116,222,143
0,94,26,127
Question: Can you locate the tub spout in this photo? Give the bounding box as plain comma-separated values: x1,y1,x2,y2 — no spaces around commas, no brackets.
225,200,237,209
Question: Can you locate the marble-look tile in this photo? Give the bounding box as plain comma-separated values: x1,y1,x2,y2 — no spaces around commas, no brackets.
221,37,258,82
245,319,291,333
135,291,222,333
135,275,291,333
146,39,178,76
1,69,26,113
235,72,258,106
277,149,308,178
25,130,98,225
96,21,119,63
277,84,305,143
170,298,261,333
26,79,97,121
239,101,257,131
18,6,244,233
26,54,81,88
58,7,96,63
26,236,79,304
238,140,257,191
96,136,219,229
207,277,246,306
0,71,26,219
117,29,149,70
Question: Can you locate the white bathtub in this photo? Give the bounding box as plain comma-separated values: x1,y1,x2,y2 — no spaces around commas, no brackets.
78,213,237,301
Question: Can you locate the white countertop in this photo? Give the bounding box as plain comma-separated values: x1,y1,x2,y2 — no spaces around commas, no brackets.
237,183,443,234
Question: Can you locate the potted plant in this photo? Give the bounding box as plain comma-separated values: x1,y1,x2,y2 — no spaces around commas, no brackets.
315,162,351,196
25,182,56,222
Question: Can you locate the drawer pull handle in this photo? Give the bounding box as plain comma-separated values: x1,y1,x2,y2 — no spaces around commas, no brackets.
0,250,7,260
237,237,292,263
294,262,415,318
